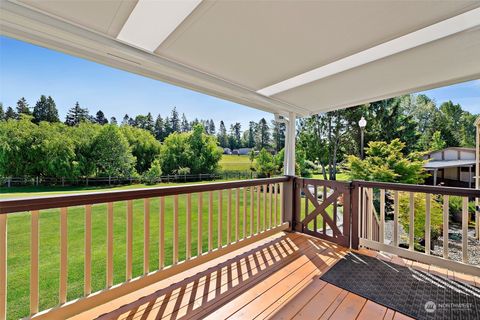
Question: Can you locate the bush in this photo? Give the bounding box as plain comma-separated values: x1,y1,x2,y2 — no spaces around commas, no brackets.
398,192,443,246
142,159,162,185
449,196,476,222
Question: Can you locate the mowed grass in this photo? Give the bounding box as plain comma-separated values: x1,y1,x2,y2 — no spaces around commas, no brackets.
311,172,350,181
4,186,281,319
218,155,254,171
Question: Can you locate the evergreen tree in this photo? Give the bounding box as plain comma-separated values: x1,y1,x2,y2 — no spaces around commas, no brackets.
208,119,215,135
0,103,4,120
154,114,165,141
145,112,154,133
217,120,228,147
164,116,173,136
247,121,257,148
32,95,48,123
65,102,90,126
5,106,16,120
110,117,117,125
271,120,285,152
122,114,130,126
95,110,108,125
16,97,31,118
229,122,242,149
170,107,180,132
181,113,190,132
256,118,270,150
45,96,60,122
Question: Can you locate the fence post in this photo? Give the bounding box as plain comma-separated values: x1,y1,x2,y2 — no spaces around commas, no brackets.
350,182,360,250
281,176,296,231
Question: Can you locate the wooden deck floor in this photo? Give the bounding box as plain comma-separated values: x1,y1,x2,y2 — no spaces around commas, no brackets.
70,232,479,320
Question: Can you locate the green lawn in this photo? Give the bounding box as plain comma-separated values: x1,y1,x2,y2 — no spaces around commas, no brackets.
311,172,350,181
2,183,281,319
219,154,254,171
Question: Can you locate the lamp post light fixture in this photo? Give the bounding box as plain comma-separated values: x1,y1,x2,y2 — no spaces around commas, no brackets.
358,116,367,159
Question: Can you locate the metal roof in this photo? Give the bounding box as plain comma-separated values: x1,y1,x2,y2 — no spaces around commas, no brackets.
424,160,476,169
1,0,480,116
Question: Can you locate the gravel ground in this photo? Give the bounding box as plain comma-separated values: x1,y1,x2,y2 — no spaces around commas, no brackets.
384,220,480,265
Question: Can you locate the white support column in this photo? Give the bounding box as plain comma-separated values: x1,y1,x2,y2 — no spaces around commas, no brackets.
284,112,296,176
475,116,480,239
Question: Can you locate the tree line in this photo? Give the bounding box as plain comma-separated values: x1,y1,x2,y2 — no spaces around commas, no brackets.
0,95,286,152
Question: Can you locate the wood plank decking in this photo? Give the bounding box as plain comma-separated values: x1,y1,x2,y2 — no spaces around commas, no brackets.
69,232,478,320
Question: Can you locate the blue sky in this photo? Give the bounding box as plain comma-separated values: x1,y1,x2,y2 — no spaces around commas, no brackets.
0,35,478,127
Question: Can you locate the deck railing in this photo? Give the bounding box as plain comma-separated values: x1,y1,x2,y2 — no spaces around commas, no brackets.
352,181,480,276
0,177,289,320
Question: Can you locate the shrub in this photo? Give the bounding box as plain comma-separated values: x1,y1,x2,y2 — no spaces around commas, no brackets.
142,159,162,185
398,192,443,246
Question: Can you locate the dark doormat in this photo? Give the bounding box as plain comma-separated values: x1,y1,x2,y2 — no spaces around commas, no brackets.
320,252,480,320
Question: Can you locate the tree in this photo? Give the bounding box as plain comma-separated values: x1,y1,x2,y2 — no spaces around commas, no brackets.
142,158,162,184
32,95,48,123
228,122,242,149
271,120,285,152
208,119,215,135
16,97,31,118
65,102,90,126
154,114,165,141
255,148,276,178
217,120,228,147
160,124,222,174
91,125,136,178
246,121,257,148
110,117,117,125
95,110,108,125
256,118,270,150
122,114,130,126
0,103,4,121
429,131,446,151
346,139,427,184
45,96,60,122
5,106,16,120
181,113,190,132
169,107,180,132
120,125,161,174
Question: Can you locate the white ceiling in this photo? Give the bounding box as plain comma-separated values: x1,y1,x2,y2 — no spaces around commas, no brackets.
2,0,480,116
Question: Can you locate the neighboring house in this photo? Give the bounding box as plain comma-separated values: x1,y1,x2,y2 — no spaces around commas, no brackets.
238,148,252,155
424,147,476,188
223,148,232,155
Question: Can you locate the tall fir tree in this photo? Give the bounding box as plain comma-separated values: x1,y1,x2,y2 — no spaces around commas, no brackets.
256,118,270,150
95,110,108,125
247,121,257,148
45,96,60,122
154,114,165,141
65,101,90,126
145,112,155,133
271,120,285,152
180,113,190,132
32,95,48,123
229,123,242,149
217,120,228,147
110,116,117,125
0,103,4,120
170,107,180,132
16,97,31,118
208,119,216,135
5,106,16,120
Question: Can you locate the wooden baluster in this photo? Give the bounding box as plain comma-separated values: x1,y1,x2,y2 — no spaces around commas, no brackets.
159,197,165,268
275,183,279,227
425,194,431,255
367,189,373,240
380,190,385,244
313,185,318,232
243,188,247,239
107,202,114,286
0,214,6,320
443,195,449,259
462,197,468,263
30,210,39,315
305,183,309,230
409,192,415,251
323,186,327,234
186,194,192,260
227,189,232,244
173,195,179,264
84,205,92,295
218,190,223,247
281,183,284,225
126,200,133,279
144,199,150,273
256,186,260,234
393,191,399,247
250,186,254,236
197,193,202,256
59,207,68,304
263,185,267,231
270,184,273,229
235,189,239,242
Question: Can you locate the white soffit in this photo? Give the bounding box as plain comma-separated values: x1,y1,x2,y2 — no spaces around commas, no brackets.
258,7,480,97
117,0,202,52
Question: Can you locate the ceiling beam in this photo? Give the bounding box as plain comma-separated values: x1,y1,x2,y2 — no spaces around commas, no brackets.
258,7,480,97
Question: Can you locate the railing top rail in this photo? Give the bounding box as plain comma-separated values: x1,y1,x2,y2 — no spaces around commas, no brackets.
0,176,289,214
352,180,480,197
